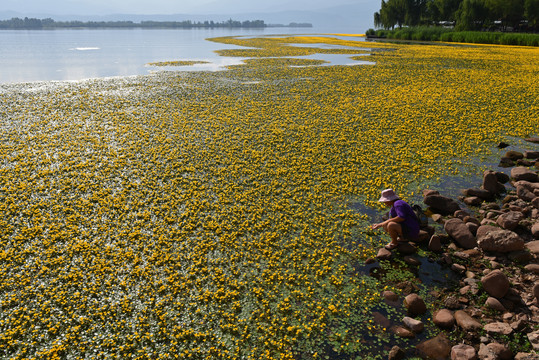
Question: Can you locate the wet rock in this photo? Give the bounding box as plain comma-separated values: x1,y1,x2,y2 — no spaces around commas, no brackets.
499,157,515,168
511,167,539,182
373,311,391,329
403,316,424,333
525,151,539,159
485,297,506,312
382,291,399,302
404,293,427,316
505,150,524,161
495,172,510,184
424,194,461,215
416,333,451,360
496,211,525,230
478,343,512,360
484,322,513,336
464,188,492,200
429,235,443,252
397,242,416,255
444,218,477,249
481,270,510,299
451,344,477,360
391,325,415,338
376,247,392,260
433,309,455,329
483,170,505,195
455,310,482,331
388,346,406,360
403,256,421,266
477,229,525,253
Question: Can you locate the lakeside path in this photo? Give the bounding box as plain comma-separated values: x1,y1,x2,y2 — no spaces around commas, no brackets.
0,36,538,359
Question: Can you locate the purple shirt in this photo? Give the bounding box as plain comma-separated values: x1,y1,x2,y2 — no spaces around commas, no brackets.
389,200,420,239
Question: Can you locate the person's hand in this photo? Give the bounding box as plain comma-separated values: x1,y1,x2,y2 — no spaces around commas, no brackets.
371,222,383,230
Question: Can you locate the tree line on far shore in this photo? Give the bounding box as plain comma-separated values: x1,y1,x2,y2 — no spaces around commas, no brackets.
374,0,539,31
0,17,313,30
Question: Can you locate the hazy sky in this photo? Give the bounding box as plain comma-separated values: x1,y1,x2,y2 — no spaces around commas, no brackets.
1,0,376,15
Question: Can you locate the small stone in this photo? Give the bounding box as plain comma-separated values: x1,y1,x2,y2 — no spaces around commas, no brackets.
403,316,424,333
525,240,539,255
376,247,392,260
452,263,466,274
485,297,506,312
445,296,461,310
388,346,405,360
484,322,513,336
524,264,539,273
515,353,539,360
451,344,477,360
433,309,455,329
372,311,391,329
533,283,539,300
403,256,421,266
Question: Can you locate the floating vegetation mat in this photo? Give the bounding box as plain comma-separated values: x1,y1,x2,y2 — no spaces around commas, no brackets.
0,35,537,359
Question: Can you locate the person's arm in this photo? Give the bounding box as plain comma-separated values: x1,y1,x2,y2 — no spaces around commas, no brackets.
372,215,404,229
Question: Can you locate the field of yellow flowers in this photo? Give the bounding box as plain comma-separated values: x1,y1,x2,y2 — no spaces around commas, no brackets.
0,35,537,359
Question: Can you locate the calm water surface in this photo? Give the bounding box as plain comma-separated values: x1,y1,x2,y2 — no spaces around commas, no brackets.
0,28,367,84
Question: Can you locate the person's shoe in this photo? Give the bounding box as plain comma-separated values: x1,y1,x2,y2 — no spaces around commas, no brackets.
396,236,408,243
385,242,398,250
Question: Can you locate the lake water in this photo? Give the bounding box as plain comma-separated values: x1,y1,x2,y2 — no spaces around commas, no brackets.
0,28,368,84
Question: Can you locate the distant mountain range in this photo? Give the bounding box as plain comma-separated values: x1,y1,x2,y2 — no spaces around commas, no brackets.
0,2,378,32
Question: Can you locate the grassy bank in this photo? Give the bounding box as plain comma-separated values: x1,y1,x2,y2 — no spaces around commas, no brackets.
366,27,539,46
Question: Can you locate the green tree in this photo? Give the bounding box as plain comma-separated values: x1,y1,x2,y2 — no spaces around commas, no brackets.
524,0,539,28
455,0,488,30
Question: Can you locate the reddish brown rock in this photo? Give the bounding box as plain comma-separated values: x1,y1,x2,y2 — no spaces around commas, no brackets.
444,218,477,249
481,270,510,299
451,344,477,360
433,309,455,329
483,170,505,195
524,264,539,274
532,223,539,239
511,167,539,182
485,297,506,312
424,194,461,215
454,310,482,331
404,293,427,316
429,235,443,252
416,333,451,360
391,325,415,338
484,322,513,336
376,247,392,260
496,211,525,230
525,240,539,255
478,343,512,360
477,229,525,253
403,316,424,333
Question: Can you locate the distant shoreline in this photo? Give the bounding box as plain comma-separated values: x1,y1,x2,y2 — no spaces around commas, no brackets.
0,17,313,30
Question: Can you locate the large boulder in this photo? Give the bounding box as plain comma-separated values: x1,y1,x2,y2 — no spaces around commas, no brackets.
496,211,525,230
424,194,461,215
476,225,500,240
477,229,525,253
464,187,492,200
505,150,524,161
511,167,539,182
481,270,510,299
444,218,477,249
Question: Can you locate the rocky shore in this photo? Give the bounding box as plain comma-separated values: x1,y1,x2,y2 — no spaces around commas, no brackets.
374,138,539,360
